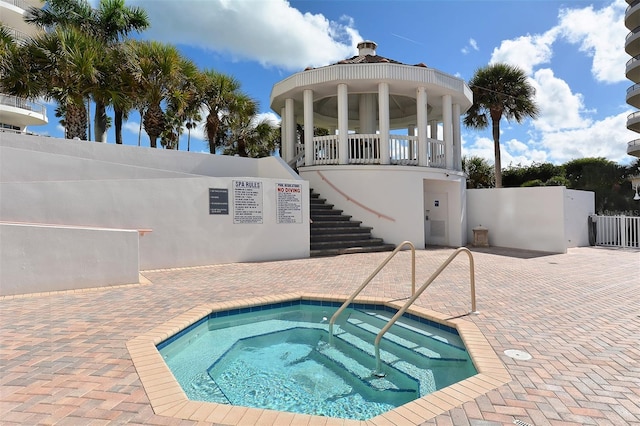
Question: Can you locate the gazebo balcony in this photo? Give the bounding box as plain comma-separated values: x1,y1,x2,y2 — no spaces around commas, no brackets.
298,134,448,169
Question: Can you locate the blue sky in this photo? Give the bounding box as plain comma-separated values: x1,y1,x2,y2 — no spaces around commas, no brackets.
41,0,634,166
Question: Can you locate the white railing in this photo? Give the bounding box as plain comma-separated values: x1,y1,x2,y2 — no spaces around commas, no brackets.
0,93,47,117
428,139,446,168
348,134,379,164
390,135,418,166
313,135,339,164
594,215,640,248
309,133,446,168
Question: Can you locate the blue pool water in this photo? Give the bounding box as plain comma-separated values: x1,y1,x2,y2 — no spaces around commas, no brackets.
158,301,476,420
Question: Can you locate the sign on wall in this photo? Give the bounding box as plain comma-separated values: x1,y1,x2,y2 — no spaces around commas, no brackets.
233,180,263,224
209,188,229,215
276,183,303,224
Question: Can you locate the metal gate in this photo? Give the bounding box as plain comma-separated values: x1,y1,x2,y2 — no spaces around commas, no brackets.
592,215,640,248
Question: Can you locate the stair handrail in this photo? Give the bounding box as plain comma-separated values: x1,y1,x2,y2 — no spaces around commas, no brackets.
286,150,305,170
373,247,476,375
328,241,415,338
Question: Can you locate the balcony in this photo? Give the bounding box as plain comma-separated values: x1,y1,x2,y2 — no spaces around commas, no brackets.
626,26,640,57
628,111,640,133
626,0,640,31
0,93,48,130
300,134,447,169
627,55,640,83
628,139,640,157
627,84,640,109
0,0,42,38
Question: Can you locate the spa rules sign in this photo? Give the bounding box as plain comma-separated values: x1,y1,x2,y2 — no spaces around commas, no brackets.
233,180,263,224
276,183,303,224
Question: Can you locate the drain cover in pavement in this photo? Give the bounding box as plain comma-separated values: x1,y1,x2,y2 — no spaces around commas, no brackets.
504,349,532,360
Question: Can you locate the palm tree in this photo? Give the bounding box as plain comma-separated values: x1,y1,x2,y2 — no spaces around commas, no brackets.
225,95,278,158
3,26,102,139
462,156,494,189
26,0,149,142
133,40,185,148
200,70,243,154
464,63,539,188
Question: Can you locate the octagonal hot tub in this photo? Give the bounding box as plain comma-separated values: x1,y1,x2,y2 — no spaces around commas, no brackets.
127,294,509,424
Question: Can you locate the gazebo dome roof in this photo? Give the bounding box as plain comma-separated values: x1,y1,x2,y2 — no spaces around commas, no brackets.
270,41,473,128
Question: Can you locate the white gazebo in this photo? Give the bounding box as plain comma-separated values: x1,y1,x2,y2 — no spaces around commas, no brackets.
270,41,474,248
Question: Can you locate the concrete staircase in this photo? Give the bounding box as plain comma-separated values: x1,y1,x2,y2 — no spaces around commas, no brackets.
310,189,395,257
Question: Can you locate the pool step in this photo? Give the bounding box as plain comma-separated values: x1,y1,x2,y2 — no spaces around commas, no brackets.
345,310,469,359
330,327,439,395
311,337,418,405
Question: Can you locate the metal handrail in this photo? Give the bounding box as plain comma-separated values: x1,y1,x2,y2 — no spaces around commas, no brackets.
328,241,415,338
373,247,476,375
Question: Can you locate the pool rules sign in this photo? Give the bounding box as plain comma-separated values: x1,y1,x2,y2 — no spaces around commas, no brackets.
276,183,303,224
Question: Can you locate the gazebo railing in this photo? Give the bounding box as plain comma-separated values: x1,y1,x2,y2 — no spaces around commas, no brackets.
309,134,444,168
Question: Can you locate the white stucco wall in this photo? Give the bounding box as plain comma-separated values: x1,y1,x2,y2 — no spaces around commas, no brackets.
564,189,596,247
467,187,594,253
0,223,139,296
300,165,466,248
0,134,310,294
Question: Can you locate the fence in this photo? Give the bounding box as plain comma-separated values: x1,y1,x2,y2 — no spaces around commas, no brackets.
593,215,640,248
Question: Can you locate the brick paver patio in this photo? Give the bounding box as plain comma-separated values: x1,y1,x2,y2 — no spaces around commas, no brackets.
1,246,638,425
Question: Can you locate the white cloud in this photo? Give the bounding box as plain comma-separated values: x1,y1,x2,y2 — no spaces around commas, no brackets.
489,29,558,74
556,0,627,84
539,112,636,164
130,0,361,70
530,68,592,132
462,38,479,55
463,135,548,167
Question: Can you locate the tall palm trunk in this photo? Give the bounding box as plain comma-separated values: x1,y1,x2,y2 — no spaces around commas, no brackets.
491,111,502,188
94,101,108,142
66,102,88,140
144,102,166,148
206,113,220,154
114,108,124,144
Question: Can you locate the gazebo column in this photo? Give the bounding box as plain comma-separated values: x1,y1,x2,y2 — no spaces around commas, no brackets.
453,103,461,171
337,83,349,164
408,125,416,160
359,93,376,134
378,82,390,165
280,106,287,159
303,89,314,166
416,86,428,166
429,120,438,139
285,98,295,163
442,94,453,170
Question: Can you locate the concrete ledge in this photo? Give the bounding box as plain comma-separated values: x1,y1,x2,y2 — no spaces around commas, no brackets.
0,223,139,296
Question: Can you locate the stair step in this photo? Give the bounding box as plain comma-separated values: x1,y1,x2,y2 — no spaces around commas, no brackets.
311,209,344,216
310,203,334,210
311,233,372,243
311,221,364,228
311,214,352,221
308,188,395,257
310,245,396,257
311,226,372,235
310,239,388,250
